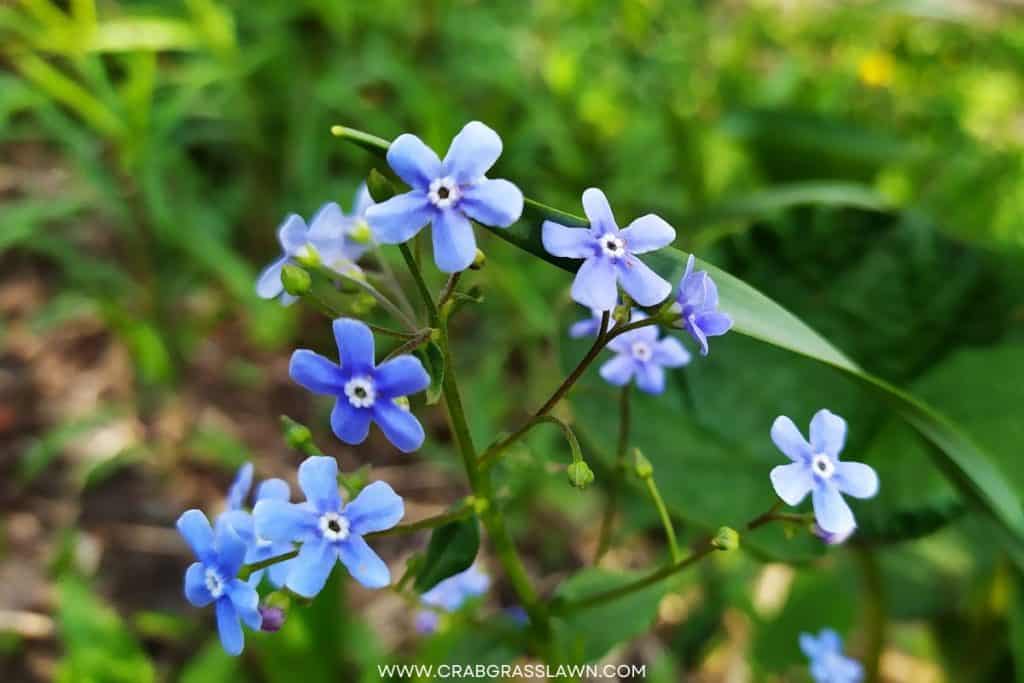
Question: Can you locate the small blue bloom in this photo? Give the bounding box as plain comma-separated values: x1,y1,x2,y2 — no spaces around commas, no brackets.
800,628,864,683
256,187,373,303
253,456,404,597
225,463,254,511
415,565,490,633
177,509,261,655
599,314,691,394
217,479,296,588
289,318,430,452
672,254,732,355
366,121,524,273
769,410,879,536
542,188,675,311
812,523,854,546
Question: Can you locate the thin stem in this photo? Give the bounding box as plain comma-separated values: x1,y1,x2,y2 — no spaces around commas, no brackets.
856,547,885,683
372,244,417,320
746,501,784,530
438,272,462,309
365,506,474,540
240,550,299,580
399,243,438,325
594,385,631,563
535,311,610,417
365,322,418,340
644,476,682,563
382,328,433,361
477,414,581,471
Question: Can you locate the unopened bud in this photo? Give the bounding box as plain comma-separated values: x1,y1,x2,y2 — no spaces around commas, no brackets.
711,526,739,551
259,605,285,632
350,292,378,315
280,264,311,296
469,495,490,515
367,168,397,202
567,461,594,489
633,449,653,479
281,416,313,452
469,249,487,270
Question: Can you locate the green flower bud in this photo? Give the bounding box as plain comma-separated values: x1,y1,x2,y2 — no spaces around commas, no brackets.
350,292,378,315
567,461,595,489
367,168,397,202
712,526,740,551
633,448,653,479
281,416,313,452
470,249,487,270
280,264,311,296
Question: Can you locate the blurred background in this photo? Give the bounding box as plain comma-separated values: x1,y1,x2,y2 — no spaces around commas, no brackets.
2,0,1023,681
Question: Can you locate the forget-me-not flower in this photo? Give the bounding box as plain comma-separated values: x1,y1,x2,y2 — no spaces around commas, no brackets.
672,254,732,356
290,318,430,452
542,188,675,311
225,463,254,511
770,410,879,536
253,456,403,597
256,187,373,303
365,121,524,272
599,314,691,394
177,509,261,655
800,628,864,683
415,565,490,633
217,478,296,588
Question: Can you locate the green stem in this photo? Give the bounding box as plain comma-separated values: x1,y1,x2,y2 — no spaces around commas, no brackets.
594,385,631,563
477,414,582,471
399,243,438,325
382,328,434,361
535,311,610,417
855,546,885,683
644,475,681,563
365,322,418,340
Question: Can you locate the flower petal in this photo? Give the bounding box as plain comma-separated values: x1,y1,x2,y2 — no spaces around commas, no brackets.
277,214,308,253
332,318,375,372
571,257,619,311
365,191,434,244
680,270,709,308
460,178,523,227
216,510,254,545
372,400,425,453
214,522,248,576
331,400,373,445
569,315,602,338
809,409,847,459
216,599,244,656
286,538,339,598
812,484,856,535
818,628,842,654
652,337,691,368
387,133,441,189
770,463,814,505
582,188,618,233
184,562,215,607
442,121,502,182
685,317,709,356
297,456,341,512
345,481,405,535
374,355,430,398
226,579,262,631
695,311,732,337
352,182,375,216
289,350,344,394
621,214,675,254
255,257,288,300
835,461,879,499
599,355,636,386
256,478,290,502
635,363,666,394
542,221,595,259
253,499,316,543
226,463,253,510
177,509,215,562
338,535,391,589
431,209,477,273
617,258,672,306
306,202,345,242
267,557,292,588
799,632,821,659
771,416,811,462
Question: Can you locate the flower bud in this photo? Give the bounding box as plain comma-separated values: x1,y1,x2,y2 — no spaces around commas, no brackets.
469,249,487,270
711,526,739,551
567,461,594,489
367,168,397,202
280,264,311,296
259,605,285,632
633,448,653,479
281,416,313,452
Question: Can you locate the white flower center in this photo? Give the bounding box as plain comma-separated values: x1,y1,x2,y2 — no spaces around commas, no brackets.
599,234,626,258
630,341,653,362
811,453,835,479
344,376,376,408
204,568,225,598
319,512,350,542
428,177,461,209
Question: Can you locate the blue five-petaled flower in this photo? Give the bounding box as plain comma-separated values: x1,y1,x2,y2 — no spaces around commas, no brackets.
177,509,261,656
599,314,691,394
253,456,404,597
770,410,879,536
542,188,675,312
217,477,297,589
800,628,864,683
672,254,732,356
365,121,524,273
415,564,491,633
289,318,430,453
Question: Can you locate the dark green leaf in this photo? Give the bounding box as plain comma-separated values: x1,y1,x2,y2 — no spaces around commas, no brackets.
414,516,480,593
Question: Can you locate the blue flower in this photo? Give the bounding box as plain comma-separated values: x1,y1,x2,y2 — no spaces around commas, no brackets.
812,523,854,546
256,187,373,303
177,509,261,655
672,255,732,355
365,121,524,273
599,314,691,394
769,410,879,536
217,479,296,588
415,565,490,633
289,318,430,452
225,463,254,511
542,188,675,311
800,629,864,683
253,456,404,597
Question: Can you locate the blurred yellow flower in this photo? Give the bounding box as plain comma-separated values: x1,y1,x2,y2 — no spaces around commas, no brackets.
858,52,894,88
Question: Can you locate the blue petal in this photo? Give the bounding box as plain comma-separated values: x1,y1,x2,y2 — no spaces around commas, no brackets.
184,562,215,606
460,179,523,227
177,509,215,562
679,270,710,308
569,315,602,338
635,363,666,394
253,499,316,543
818,628,843,654
372,400,425,453
431,208,477,273
695,311,732,337
331,400,372,445
289,350,344,394
256,478,290,502
345,481,404,535
216,510,254,545
685,317,709,356
809,409,847,459
365,191,433,244
277,214,308,253
374,356,430,398
267,556,292,588
387,133,441,189
770,416,811,462
286,538,339,598
442,121,503,182
214,522,248,577
226,579,262,631
770,463,814,505
415,610,440,634
652,337,691,367
542,221,595,259
701,273,720,310
617,258,671,306
571,257,618,311
338,535,390,589
255,256,288,300
333,318,375,373
812,483,856,535
599,354,636,386
307,202,345,243
352,182,375,216
226,463,253,510
682,254,695,281
620,214,675,254
835,462,879,499
215,598,244,656
799,632,821,659
581,188,618,233
297,456,342,512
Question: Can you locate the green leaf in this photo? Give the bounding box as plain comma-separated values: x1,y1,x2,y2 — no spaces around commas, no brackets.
416,340,445,405
179,639,244,683
414,516,480,593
